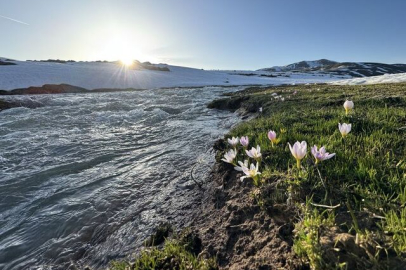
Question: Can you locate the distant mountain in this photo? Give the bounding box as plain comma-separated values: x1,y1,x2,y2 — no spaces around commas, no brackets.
259,59,406,77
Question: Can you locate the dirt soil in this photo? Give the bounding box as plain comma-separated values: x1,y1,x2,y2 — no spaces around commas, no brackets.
190,160,307,270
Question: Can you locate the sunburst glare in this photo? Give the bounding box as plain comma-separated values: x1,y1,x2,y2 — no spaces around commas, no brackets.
120,57,134,66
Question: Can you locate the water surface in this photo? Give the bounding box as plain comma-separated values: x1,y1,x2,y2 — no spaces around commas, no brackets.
0,87,240,269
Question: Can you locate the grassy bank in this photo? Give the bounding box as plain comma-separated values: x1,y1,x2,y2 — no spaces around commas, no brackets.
208,83,406,269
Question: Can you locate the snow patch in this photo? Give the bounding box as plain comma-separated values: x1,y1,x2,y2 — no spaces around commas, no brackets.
331,73,406,85
0,61,344,91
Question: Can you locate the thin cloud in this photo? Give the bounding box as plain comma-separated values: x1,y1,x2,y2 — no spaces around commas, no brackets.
0,15,29,25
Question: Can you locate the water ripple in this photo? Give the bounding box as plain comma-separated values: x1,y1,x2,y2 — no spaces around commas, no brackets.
0,87,242,269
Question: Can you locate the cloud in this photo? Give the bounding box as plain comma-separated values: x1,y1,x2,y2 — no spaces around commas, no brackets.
0,15,29,25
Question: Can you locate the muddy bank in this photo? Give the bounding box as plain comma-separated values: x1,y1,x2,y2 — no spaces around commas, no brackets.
190,161,303,270
190,90,305,269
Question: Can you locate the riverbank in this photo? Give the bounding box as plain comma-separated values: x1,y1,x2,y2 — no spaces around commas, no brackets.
194,83,406,269
110,82,406,269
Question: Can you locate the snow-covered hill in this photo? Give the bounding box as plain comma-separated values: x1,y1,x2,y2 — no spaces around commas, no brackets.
332,72,406,85
259,59,406,78
0,60,345,91
260,59,337,72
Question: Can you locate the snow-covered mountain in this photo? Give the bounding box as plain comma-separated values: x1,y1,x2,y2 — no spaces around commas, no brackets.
0,59,345,92
259,59,406,77
261,59,337,72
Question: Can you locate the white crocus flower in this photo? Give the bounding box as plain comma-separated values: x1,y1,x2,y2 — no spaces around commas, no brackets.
311,145,335,164
240,162,261,182
288,141,307,169
343,100,354,115
234,160,248,172
246,145,262,161
338,123,352,137
227,137,239,148
221,149,237,164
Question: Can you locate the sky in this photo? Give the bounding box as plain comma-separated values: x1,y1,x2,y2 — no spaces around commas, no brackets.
1,0,406,70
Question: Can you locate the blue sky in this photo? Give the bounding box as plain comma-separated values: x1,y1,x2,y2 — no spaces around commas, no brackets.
1,0,405,69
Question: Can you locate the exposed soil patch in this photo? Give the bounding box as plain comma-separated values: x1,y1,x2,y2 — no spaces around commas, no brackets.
190,161,305,270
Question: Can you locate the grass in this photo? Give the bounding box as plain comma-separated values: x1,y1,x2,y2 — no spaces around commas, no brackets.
214,83,406,269
109,227,217,270
110,239,217,270
293,201,337,269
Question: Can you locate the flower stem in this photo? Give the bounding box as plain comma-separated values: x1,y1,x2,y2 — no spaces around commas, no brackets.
253,175,260,187
296,159,301,169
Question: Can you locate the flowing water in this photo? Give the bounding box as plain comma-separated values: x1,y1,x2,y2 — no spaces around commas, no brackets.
0,87,241,269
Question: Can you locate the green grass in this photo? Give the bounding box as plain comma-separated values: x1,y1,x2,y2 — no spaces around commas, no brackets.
110,240,217,270
294,201,337,270
216,83,406,269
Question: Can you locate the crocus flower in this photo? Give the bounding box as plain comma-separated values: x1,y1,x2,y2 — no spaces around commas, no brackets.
311,145,335,164
227,137,239,148
288,141,307,169
240,162,261,182
221,149,237,164
338,123,351,137
259,107,263,113
234,160,248,172
267,130,278,147
240,136,249,148
343,100,354,115
246,145,262,161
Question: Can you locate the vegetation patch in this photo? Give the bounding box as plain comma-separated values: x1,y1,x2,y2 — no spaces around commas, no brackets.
110,228,216,270
202,83,406,269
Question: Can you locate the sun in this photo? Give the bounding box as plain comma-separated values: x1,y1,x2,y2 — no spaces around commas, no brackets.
120,57,134,66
